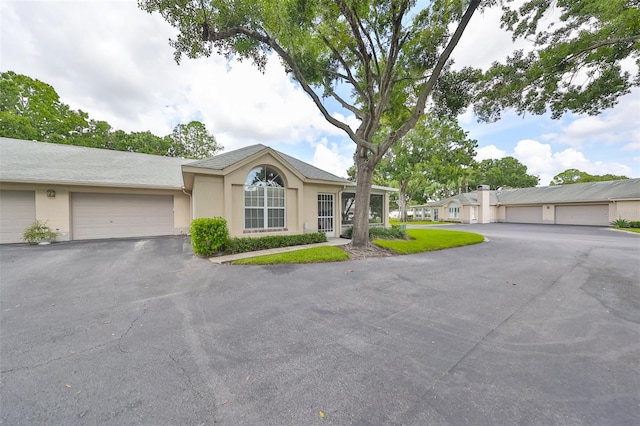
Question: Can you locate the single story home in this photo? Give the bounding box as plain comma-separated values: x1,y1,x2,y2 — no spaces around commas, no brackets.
0,138,394,244
409,180,640,226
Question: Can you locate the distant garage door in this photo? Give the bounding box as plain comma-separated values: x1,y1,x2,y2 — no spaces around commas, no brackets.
0,190,36,244
555,204,609,226
71,193,174,240
505,206,542,224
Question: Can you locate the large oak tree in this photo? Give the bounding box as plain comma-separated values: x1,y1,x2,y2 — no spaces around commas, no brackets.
139,0,639,247
139,0,483,247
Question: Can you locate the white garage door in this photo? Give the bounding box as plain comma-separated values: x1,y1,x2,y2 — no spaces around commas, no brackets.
555,205,609,226
0,190,36,244
505,206,542,224
71,193,174,240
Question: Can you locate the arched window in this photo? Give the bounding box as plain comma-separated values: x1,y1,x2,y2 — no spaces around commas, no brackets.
244,166,286,230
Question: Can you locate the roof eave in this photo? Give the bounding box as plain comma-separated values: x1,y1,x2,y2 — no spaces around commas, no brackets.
0,178,184,191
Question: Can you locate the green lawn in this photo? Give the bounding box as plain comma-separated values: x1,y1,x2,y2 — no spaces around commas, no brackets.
232,228,484,264
614,227,640,234
231,246,349,265
374,228,485,254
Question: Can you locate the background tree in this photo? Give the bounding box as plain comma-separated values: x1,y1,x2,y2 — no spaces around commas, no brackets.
0,71,222,159
550,168,629,185
475,0,640,121
469,157,539,189
377,115,476,221
139,0,484,248
168,120,222,159
0,71,89,143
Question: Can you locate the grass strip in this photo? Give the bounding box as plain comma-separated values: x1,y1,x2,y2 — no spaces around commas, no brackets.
374,228,484,254
232,246,349,265
615,228,640,234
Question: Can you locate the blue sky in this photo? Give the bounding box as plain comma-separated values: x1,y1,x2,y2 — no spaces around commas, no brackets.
2,0,638,187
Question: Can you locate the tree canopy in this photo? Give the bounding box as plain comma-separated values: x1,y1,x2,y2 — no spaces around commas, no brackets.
475,0,640,120
376,116,477,221
0,71,221,159
550,168,629,185
469,157,539,190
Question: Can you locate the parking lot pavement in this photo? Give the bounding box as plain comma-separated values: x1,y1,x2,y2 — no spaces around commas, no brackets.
1,225,638,425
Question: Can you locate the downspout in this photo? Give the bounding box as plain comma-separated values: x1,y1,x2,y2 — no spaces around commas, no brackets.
182,187,192,235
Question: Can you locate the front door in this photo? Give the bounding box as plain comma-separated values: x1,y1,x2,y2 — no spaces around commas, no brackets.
318,194,334,237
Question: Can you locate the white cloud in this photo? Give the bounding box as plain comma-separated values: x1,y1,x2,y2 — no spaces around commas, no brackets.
511,139,633,186
451,4,533,71
1,0,346,154
311,139,353,178
475,145,507,161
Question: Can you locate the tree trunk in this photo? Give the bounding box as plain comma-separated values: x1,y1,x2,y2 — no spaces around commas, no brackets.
398,181,408,223
352,154,374,248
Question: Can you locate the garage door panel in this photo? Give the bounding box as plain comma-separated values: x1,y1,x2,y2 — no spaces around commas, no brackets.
506,206,542,224
556,205,609,226
0,190,36,243
72,193,174,240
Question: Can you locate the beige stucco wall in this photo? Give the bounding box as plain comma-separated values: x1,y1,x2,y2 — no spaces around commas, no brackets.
0,182,190,241
192,175,224,219
304,184,342,234
495,205,506,222
611,200,640,222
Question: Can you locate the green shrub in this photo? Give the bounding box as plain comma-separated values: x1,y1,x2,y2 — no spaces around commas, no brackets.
629,221,640,228
22,220,57,244
190,217,229,256
341,225,407,240
226,232,327,254
611,218,630,228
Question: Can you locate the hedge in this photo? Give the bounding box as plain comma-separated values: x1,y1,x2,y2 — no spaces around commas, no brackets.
226,232,327,254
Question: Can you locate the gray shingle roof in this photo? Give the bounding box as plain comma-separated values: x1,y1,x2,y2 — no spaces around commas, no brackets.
0,137,191,189
185,144,350,183
496,179,640,204
426,179,640,206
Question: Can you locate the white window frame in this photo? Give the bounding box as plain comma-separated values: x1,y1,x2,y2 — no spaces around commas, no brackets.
244,166,286,230
448,205,460,219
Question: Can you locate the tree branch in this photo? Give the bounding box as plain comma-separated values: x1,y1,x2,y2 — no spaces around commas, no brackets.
204,26,361,143
378,0,481,158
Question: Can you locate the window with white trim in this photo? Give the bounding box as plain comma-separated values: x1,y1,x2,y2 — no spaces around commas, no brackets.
448,205,460,219
244,166,285,230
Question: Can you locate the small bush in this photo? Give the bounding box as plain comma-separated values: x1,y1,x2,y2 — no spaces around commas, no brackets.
611,218,630,228
226,232,326,254
629,221,640,228
341,225,407,240
190,217,229,256
23,220,57,244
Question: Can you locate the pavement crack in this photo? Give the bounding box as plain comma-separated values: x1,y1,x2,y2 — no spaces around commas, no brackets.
118,306,147,353
1,342,109,374
166,351,206,400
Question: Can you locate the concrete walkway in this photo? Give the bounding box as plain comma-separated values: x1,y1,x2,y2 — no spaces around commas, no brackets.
208,237,351,264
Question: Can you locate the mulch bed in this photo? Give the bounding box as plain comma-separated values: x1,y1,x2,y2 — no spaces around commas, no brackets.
339,243,397,260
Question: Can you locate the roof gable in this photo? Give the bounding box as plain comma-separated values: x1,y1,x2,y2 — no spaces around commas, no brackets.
184,144,350,184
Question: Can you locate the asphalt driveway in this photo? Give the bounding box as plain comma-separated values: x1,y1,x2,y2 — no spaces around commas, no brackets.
1,224,638,425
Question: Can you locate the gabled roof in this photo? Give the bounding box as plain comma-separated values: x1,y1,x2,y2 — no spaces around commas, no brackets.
185,143,350,183
0,137,190,189
425,179,640,207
